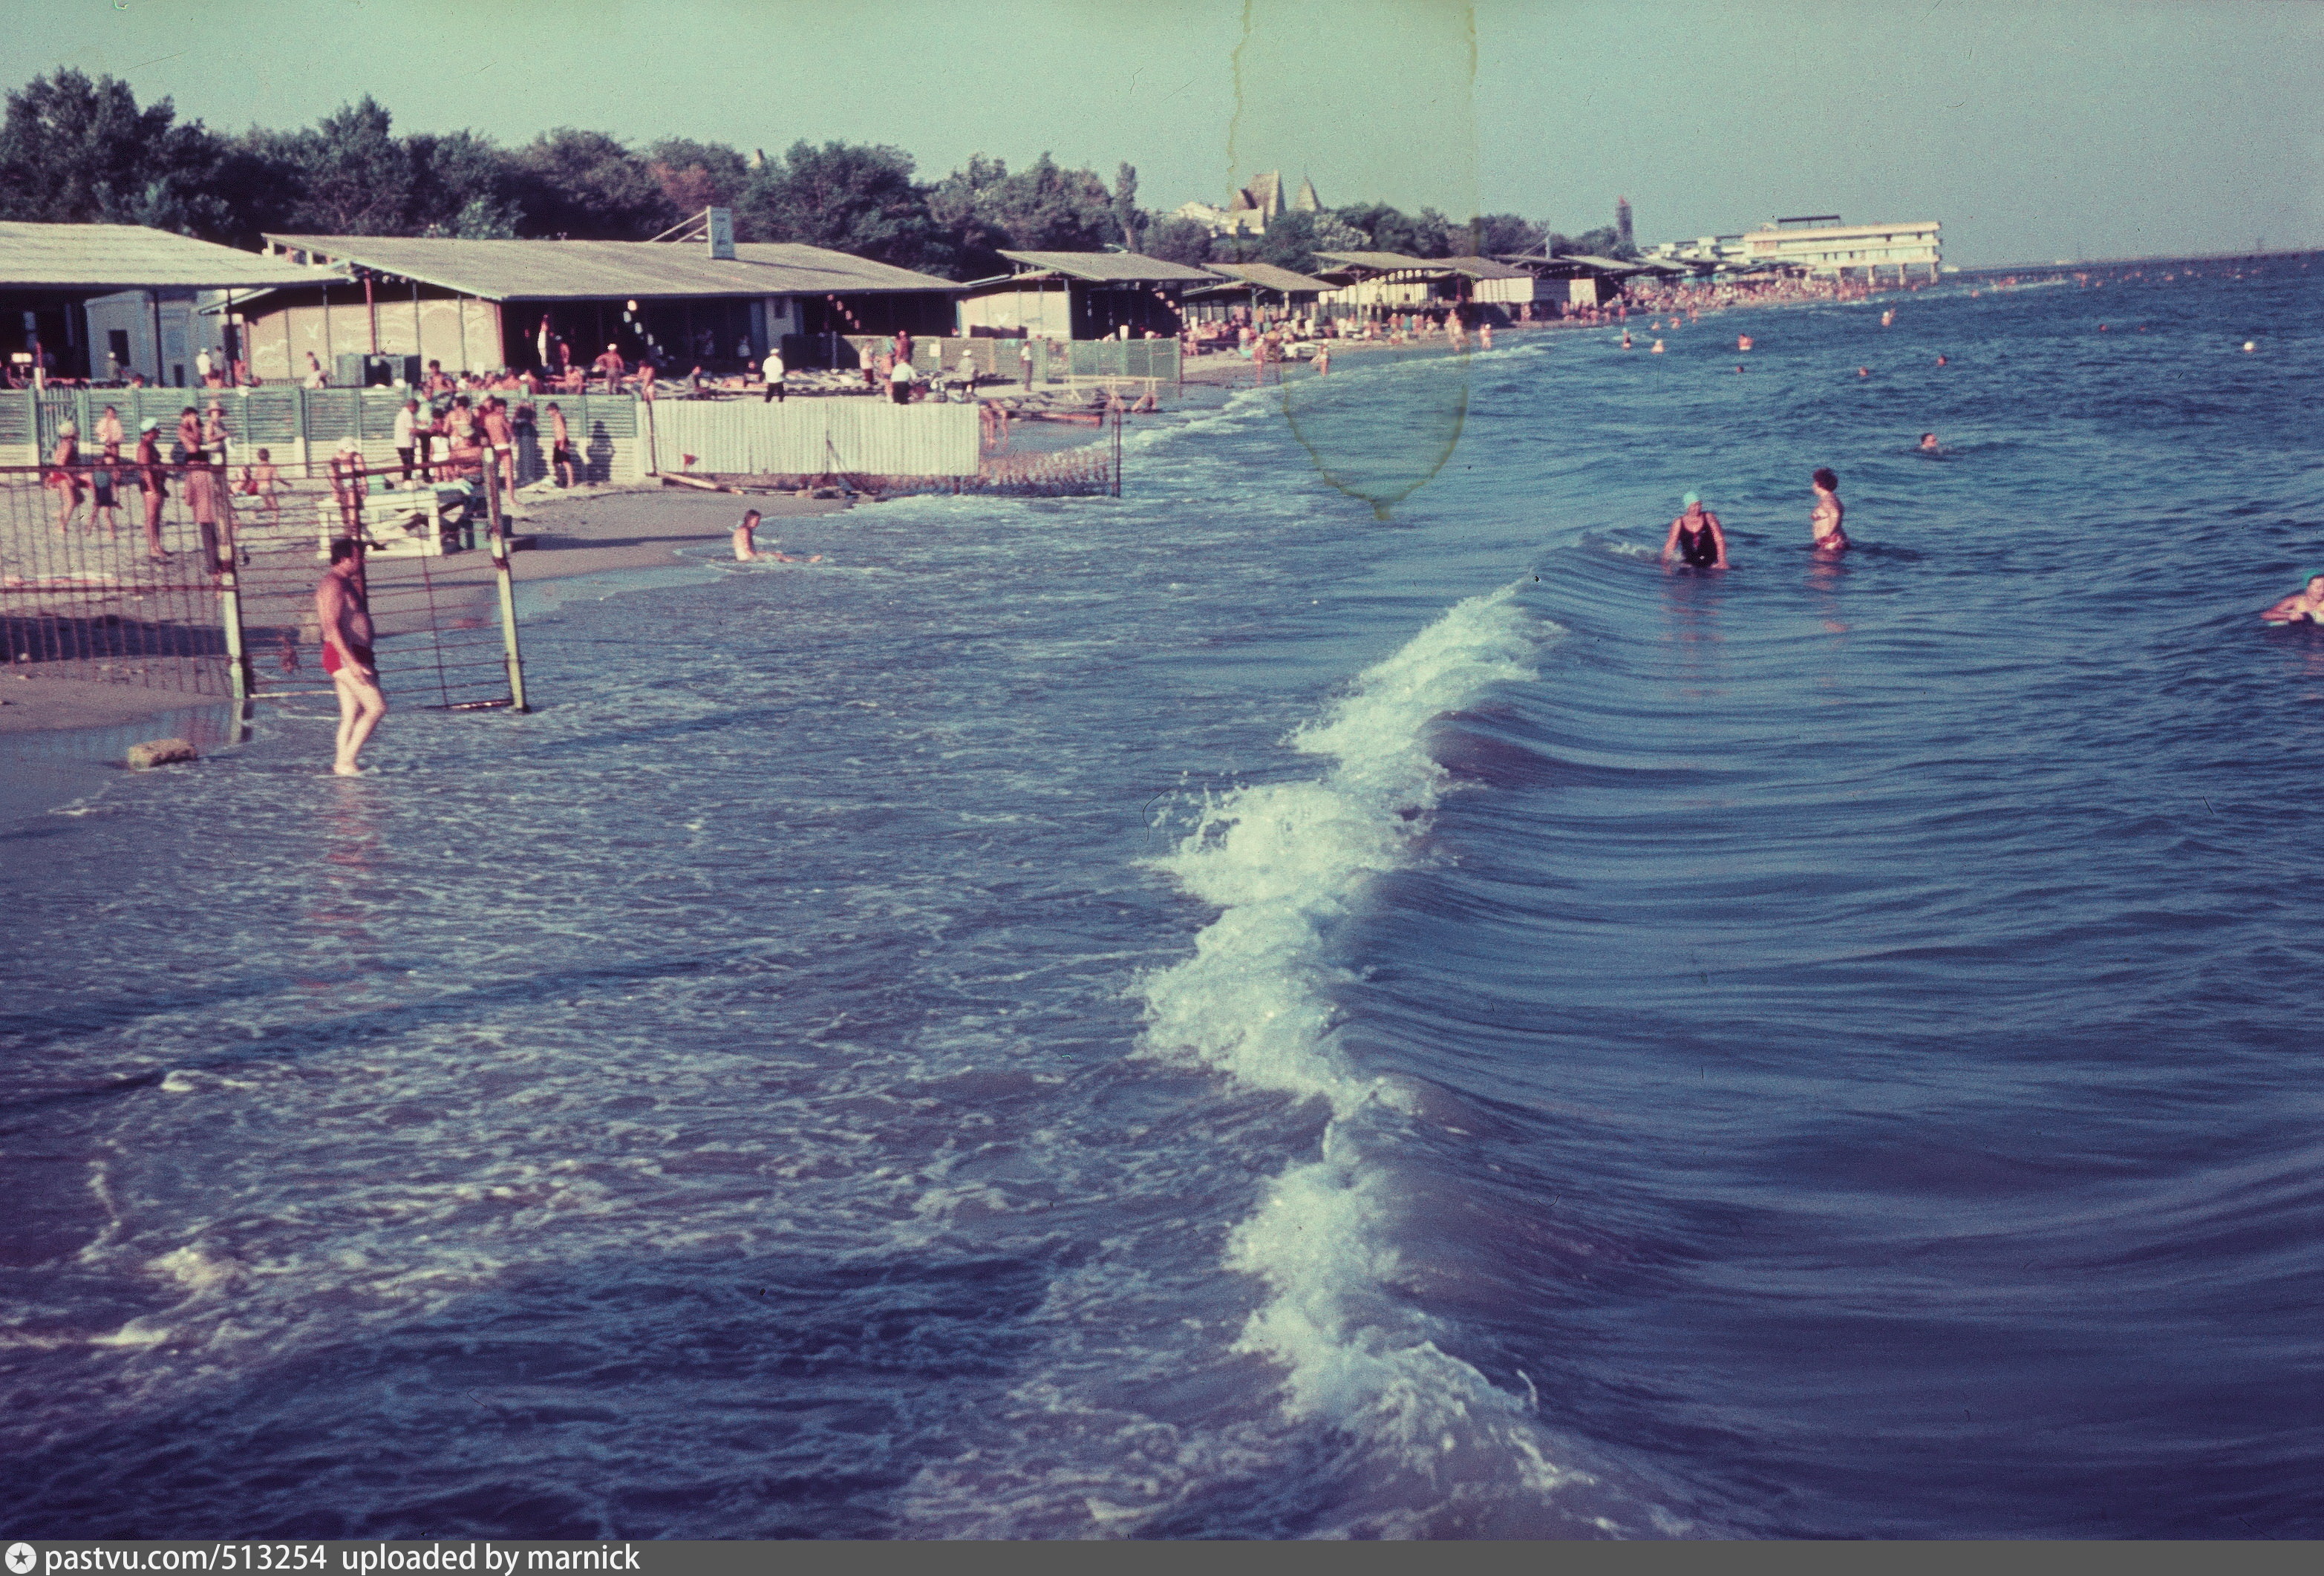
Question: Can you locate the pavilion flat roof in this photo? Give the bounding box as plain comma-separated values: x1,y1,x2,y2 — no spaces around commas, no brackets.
1310,251,1453,276
262,235,962,301
996,250,1221,284
0,223,332,290
1200,261,1331,292
1434,255,1533,281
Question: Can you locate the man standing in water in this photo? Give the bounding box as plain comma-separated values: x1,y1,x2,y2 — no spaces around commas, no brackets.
1659,491,1729,569
1811,467,1850,554
316,538,386,775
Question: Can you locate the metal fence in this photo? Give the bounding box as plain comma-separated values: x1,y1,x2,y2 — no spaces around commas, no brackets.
3,388,644,486
0,465,235,696
1,458,529,715
647,399,979,478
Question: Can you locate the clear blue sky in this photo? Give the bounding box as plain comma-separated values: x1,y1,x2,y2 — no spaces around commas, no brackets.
8,0,2319,265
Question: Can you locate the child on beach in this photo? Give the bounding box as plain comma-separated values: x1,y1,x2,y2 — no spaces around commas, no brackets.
91,442,120,536
241,449,282,521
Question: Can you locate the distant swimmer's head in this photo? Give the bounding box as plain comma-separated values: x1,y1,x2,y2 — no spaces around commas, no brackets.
1812,468,1839,491
741,510,763,526
328,537,365,564
2308,572,2324,592
1682,491,1702,508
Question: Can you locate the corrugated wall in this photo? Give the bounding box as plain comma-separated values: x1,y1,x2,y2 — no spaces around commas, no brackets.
646,399,978,477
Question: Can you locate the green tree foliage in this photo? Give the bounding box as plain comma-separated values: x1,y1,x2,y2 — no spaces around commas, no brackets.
410,130,523,238
983,153,1118,252
926,154,1014,278
740,140,937,269
509,128,677,240
1143,215,1212,267
0,70,238,238
1561,224,1631,259
925,152,1120,277
1218,209,1325,274
646,137,751,219
1331,201,1452,258
1112,161,1143,252
1467,212,1547,258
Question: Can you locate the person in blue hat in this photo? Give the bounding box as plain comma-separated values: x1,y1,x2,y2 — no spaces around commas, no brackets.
1659,490,1729,569
2259,572,2324,625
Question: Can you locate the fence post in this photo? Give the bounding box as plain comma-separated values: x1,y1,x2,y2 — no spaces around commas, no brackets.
1111,406,1122,498
482,461,529,712
640,393,659,477
215,477,252,705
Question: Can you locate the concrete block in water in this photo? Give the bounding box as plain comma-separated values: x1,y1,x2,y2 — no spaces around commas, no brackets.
126,738,198,771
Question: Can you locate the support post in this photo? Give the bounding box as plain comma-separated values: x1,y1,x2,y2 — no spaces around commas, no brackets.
215,486,252,705
640,393,658,477
483,460,529,712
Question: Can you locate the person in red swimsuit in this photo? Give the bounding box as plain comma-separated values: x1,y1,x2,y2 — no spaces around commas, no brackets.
316,538,386,774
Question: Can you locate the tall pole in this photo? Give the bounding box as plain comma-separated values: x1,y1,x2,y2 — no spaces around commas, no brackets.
215,476,251,705
483,457,529,712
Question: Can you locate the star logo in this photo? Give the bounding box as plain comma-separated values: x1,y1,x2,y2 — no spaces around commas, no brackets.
6,1543,37,1576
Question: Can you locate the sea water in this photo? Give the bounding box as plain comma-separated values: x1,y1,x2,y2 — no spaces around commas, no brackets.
4,257,2319,1537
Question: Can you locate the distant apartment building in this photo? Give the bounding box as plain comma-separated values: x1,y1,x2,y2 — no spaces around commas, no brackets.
1740,215,1941,281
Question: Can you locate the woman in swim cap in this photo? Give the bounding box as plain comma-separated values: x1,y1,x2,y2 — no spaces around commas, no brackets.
1659,490,1729,570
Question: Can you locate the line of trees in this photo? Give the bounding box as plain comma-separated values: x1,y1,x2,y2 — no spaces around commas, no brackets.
0,70,1634,281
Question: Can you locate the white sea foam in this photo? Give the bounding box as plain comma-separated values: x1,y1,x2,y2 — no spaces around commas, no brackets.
1131,583,1675,1531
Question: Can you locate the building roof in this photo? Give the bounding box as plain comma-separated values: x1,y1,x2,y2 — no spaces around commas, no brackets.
1201,261,1331,293
996,250,1221,284
261,234,961,300
1311,250,1453,275
1434,255,1533,281
0,222,332,290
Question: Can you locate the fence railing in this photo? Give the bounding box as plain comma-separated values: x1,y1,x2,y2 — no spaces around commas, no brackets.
2,388,645,487
1,460,529,714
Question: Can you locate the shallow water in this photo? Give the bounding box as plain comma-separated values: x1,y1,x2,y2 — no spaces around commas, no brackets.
4,257,2319,1537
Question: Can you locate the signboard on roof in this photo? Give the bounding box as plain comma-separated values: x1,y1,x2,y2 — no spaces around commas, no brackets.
706,208,735,261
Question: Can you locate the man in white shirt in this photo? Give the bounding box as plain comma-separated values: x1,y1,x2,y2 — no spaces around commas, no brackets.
195,347,214,385
762,347,785,404
956,344,977,400
392,399,420,486
1019,339,1034,390
888,356,916,405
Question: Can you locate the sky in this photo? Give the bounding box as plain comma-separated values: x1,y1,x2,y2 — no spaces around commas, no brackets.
5,0,2319,267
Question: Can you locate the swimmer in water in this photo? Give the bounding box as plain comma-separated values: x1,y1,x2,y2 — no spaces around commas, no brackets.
1810,467,1850,554
2259,573,2324,625
1659,491,1729,570
1622,331,1634,350
732,509,765,560
1936,354,1948,366
1919,432,1940,452
734,510,823,563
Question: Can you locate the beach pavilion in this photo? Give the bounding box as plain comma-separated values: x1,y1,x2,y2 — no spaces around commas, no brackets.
955,252,1221,341
0,221,329,386
1182,261,1334,326
1308,251,1467,322
237,231,964,383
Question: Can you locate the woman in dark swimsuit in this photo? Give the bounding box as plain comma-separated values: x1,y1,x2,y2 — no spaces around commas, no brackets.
1659,491,1729,569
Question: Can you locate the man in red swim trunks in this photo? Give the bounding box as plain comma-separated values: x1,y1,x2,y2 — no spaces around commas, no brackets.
316,537,387,774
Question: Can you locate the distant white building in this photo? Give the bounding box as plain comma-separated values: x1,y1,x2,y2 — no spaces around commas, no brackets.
1172,172,1320,238
1740,216,1941,281
1650,235,1751,266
